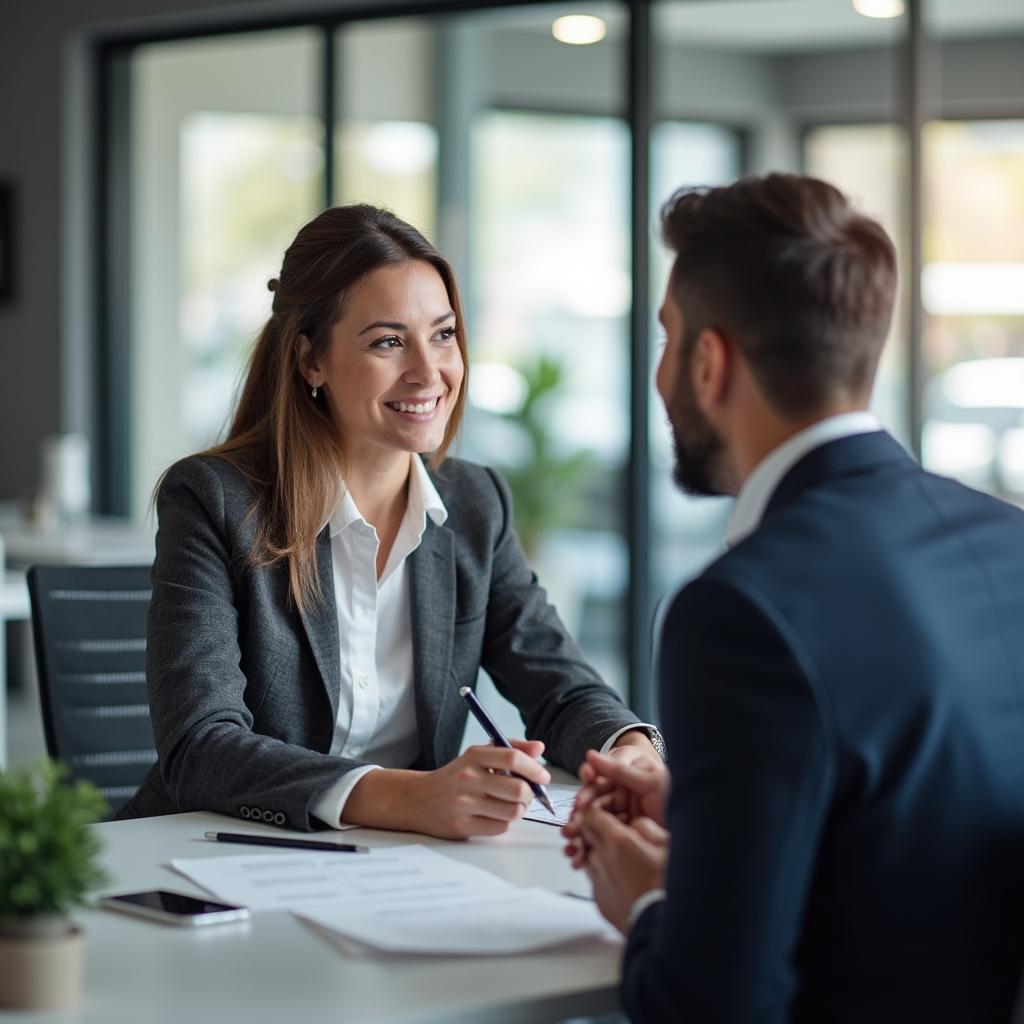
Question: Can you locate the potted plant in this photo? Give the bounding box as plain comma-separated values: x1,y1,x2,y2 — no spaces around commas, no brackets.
0,759,107,1009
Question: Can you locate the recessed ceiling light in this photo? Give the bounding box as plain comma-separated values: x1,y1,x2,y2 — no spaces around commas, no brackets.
852,0,905,19
552,15,607,45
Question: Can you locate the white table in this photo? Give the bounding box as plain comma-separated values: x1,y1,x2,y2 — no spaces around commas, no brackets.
5,810,621,1024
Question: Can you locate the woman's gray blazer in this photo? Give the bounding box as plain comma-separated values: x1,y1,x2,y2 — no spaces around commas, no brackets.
118,454,640,830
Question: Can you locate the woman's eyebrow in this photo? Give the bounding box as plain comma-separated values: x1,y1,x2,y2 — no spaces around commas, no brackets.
358,310,455,336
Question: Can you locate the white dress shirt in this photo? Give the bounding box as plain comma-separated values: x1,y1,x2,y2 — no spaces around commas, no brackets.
627,411,882,929
311,455,446,827
311,455,652,829
724,411,882,548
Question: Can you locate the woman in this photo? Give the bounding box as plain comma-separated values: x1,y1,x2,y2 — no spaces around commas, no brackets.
120,205,661,838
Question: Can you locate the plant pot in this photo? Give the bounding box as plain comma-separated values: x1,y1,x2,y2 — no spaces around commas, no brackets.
0,922,85,1010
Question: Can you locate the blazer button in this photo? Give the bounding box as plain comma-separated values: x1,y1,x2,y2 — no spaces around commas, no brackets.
262,810,274,823
273,812,285,826
240,806,251,818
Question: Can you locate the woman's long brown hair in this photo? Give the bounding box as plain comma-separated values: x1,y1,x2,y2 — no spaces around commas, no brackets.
187,204,469,615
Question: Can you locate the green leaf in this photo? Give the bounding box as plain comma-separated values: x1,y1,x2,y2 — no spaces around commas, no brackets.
0,759,109,920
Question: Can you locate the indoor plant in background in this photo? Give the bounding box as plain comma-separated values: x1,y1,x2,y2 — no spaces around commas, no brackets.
0,759,107,1010
495,355,599,562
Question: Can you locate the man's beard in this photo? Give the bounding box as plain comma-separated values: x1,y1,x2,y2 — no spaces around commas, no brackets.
667,370,728,498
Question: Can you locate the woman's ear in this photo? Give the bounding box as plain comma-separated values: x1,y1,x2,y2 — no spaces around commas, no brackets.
295,334,320,387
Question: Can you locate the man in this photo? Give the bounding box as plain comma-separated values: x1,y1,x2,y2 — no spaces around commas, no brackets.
563,173,1024,1023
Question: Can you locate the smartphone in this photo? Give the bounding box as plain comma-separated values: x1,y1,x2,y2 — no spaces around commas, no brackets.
99,890,250,927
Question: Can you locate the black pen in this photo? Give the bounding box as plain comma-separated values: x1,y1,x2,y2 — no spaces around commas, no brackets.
203,831,369,853
459,686,556,816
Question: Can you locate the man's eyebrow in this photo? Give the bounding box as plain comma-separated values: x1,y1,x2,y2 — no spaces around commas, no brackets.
358,311,455,336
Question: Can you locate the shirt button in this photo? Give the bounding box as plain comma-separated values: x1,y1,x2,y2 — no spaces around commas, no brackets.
358,674,371,690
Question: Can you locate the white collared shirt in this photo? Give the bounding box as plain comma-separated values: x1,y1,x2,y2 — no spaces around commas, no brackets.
311,455,446,827
724,411,882,548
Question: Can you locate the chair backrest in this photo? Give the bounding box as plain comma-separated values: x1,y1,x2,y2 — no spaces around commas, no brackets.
27,565,156,817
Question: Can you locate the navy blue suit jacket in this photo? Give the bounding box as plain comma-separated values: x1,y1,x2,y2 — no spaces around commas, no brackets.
624,431,1024,1023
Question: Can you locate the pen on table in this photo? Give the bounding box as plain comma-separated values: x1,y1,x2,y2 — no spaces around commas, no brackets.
203,832,370,853
459,686,556,816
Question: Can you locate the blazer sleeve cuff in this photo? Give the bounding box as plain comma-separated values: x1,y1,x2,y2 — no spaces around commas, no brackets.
311,765,380,828
627,888,667,931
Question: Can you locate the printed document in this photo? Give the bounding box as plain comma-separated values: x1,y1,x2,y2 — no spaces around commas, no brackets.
170,844,615,955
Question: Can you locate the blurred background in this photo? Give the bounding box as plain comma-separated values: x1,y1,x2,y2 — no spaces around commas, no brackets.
1,0,1022,764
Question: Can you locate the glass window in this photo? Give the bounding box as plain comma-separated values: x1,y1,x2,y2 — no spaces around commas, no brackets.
804,123,909,446
414,4,630,739
918,0,1024,500
333,19,439,240
649,122,742,604
651,0,906,619
467,109,630,694
130,30,323,518
920,119,1024,500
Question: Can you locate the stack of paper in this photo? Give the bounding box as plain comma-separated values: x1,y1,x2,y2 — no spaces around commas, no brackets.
171,845,617,955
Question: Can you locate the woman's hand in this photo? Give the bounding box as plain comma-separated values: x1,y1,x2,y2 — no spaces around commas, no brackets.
343,740,550,840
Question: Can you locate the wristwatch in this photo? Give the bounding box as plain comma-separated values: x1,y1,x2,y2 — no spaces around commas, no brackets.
642,726,668,763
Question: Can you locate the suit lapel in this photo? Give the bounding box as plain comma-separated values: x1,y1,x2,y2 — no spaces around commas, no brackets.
298,528,342,729
408,518,456,769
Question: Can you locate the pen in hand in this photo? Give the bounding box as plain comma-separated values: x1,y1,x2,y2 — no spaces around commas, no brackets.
459,686,556,816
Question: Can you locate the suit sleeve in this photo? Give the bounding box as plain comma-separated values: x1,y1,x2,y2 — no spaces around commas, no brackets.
476,467,641,774
622,573,835,1024
146,458,368,831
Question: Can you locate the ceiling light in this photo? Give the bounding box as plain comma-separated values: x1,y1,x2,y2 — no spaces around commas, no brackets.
552,15,607,45
852,0,905,19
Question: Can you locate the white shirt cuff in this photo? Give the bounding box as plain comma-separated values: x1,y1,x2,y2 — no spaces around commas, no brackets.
627,888,667,931
311,765,380,828
600,723,658,754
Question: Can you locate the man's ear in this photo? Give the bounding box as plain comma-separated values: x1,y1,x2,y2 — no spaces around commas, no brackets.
691,327,731,413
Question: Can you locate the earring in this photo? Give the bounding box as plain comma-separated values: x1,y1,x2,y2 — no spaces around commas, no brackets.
311,384,319,398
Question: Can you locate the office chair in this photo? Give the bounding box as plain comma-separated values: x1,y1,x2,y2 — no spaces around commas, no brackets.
27,565,156,818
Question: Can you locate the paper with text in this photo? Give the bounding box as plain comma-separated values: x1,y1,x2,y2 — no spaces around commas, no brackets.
171,845,503,912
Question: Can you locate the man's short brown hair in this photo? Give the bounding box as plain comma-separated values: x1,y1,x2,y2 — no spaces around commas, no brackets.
661,173,897,418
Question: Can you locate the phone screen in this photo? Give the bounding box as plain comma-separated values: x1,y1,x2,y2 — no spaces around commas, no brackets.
109,891,243,915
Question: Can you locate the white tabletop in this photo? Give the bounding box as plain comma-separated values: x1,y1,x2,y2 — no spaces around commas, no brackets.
5,810,620,1024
